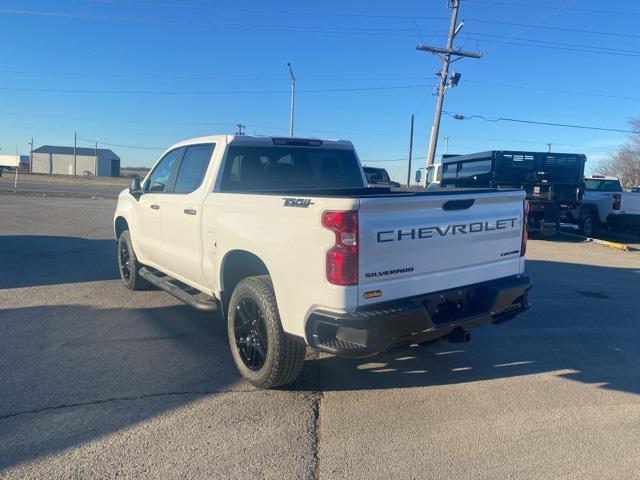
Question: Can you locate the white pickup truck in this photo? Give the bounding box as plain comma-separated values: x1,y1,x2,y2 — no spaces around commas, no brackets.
114,135,531,388
565,175,640,238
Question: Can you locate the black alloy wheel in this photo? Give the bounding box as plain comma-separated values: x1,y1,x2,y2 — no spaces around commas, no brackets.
117,230,149,290
233,297,268,371
119,241,131,281
581,214,595,238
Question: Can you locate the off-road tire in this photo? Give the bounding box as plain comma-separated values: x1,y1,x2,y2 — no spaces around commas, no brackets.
117,230,150,290
228,275,306,389
580,213,598,238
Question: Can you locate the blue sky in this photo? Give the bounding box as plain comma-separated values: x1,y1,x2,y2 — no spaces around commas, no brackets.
1,0,639,180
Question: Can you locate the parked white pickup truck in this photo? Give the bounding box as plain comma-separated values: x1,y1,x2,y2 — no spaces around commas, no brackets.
564,175,640,238
114,135,531,388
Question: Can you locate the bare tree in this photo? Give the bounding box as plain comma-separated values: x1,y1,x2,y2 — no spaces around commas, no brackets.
597,118,640,189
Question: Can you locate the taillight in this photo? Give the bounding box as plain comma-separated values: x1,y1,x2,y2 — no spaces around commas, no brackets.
322,210,358,285
521,200,529,257
613,194,621,211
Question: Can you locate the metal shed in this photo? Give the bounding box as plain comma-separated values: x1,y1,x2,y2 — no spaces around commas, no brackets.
31,145,121,177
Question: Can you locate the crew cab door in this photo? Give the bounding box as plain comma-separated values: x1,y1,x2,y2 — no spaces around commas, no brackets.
160,144,214,287
135,147,183,261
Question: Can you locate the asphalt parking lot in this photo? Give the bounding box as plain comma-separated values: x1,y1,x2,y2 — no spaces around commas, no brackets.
2,193,640,479
0,175,124,197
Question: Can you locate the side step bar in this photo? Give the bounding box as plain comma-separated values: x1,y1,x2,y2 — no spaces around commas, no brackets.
139,267,218,312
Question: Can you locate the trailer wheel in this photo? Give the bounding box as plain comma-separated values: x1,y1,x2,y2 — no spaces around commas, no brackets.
227,275,306,389
117,230,150,290
580,213,598,238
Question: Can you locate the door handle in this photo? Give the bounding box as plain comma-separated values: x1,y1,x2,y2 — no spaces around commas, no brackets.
150,204,160,210
184,208,197,215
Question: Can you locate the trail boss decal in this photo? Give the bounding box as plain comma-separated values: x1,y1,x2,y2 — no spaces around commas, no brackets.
376,217,519,243
282,198,314,208
363,289,382,299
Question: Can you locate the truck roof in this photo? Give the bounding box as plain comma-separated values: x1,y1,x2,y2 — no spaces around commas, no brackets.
169,134,354,151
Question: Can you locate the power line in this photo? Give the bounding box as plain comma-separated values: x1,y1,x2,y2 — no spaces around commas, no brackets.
0,8,446,37
77,135,164,150
81,3,640,40
462,79,640,103
464,31,640,56
5,72,639,105
466,17,640,40
82,0,640,22
465,37,640,58
361,157,410,163
78,0,447,21
0,110,418,139
464,0,640,17
443,111,640,135
0,84,433,95
0,68,431,82
4,6,640,42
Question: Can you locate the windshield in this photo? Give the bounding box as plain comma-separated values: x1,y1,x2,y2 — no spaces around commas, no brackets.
426,167,435,183
584,179,623,192
220,146,364,191
364,167,390,183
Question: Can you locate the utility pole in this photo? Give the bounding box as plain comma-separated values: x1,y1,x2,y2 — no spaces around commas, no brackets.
95,141,98,176
287,62,296,136
417,0,482,169
547,143,552,153
74,132,77,178
236,124,246,135
406,113,414,187
28,137,33,173
444,136,450,154
14,146,18,188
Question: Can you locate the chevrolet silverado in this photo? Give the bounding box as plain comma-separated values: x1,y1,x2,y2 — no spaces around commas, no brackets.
113,135,532,388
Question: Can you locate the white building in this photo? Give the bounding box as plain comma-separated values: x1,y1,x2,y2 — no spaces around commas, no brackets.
31,145,120,177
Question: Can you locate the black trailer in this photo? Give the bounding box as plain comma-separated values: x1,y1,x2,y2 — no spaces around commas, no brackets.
440,150,586,237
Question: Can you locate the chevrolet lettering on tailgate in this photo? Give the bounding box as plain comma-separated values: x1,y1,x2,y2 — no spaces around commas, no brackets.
376,217,519,243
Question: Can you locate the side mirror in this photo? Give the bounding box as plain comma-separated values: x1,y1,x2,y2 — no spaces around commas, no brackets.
129,176,143,199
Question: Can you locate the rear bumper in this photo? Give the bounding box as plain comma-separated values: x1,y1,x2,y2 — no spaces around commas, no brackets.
606,213,640,230
305,275,531,357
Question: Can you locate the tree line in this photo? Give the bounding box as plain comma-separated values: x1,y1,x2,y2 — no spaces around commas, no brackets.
598,118,640,189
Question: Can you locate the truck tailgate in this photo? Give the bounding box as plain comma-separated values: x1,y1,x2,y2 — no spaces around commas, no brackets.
622,192,640,216
357,190,526,306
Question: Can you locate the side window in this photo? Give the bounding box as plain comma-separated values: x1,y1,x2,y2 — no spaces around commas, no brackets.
442,163,457,180
174,144,214,194
600,181,623,193
146,148,184,193
426,167,435,183
458,160,492,178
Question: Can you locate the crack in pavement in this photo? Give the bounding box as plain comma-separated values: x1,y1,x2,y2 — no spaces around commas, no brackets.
0,388,259,420
306,351,324,480
308,391,323,480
